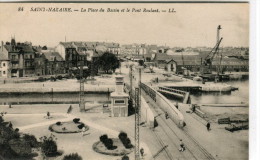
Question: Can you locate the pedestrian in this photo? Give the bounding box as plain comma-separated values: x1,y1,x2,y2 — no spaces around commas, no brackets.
179,139,185,152
140,148,144,157
175,102,179,109
9,104,12,108
67,105,72,114
206,122,211,131
165,112,169,119
191,104,196,113
47,111,50,119
82,126,86,136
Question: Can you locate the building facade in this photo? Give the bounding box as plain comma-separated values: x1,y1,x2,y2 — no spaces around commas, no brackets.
4,38,36,77
0,44,10,78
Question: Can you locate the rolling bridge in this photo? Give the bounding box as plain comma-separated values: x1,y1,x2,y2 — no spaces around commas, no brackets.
157,86,191,104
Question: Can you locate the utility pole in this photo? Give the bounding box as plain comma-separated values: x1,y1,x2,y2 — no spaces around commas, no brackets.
79,61,85,112
135,87,140,160
134,66,143,160
129,65,133,97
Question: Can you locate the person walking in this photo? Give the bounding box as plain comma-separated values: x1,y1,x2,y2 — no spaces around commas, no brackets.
165,112,169,119
67,105,72,114
179,139,185,152
140,148,144,158
82,126,86,136
206,122,211,131
46,111,50,119
191,104,196,113
175,102,179,109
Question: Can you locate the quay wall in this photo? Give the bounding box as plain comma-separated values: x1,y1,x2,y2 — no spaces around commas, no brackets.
141,83,185,128
0,85,115,94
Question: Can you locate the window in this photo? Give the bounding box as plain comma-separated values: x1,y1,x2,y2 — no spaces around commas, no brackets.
30,55,32,59
3,63,5,67
114,100,125,104
12,55,16,60
3,71,5,75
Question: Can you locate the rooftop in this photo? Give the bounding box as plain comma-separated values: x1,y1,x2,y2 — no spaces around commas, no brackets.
43,52,64,61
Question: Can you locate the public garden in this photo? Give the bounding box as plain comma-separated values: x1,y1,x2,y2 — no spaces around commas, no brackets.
0,103,156,160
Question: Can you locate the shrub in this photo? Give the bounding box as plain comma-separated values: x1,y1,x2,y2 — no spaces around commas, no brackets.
1,126,20,141
104,138,114,150
40,134,58,156
73,118,80,123
37,77,45,82
63,153,82,160
122,155,129,160
118,132,133,149
99,135,116,150
57,75,63,80
124,138,133,149
99,134,108,143
23,134,39,148
8,139,32,157
0,143,18,159
14,128,19,132
77,123,85,129
118,132,127,141
50,76,56,81
56,122,62,126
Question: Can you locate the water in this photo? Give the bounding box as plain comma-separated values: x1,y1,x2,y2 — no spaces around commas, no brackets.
170,80,249,104
0,81,249,105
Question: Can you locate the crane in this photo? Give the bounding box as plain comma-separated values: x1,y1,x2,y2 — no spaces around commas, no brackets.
200,25,223,75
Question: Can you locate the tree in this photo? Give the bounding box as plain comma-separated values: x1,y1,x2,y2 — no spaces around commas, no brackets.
98,52,119,73
42,46,48,50
40,134,58,156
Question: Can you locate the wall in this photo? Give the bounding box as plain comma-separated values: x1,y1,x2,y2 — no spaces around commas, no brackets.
124,83,155,128
140,96,155,128
55,44,66,60
141,83,185,128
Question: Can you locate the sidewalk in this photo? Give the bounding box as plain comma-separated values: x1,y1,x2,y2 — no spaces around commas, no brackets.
178,103,248,160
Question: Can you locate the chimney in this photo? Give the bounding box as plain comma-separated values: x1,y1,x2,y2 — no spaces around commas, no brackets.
115,75,124,93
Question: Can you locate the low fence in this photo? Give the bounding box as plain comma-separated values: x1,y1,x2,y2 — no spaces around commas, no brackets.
140,83,185,128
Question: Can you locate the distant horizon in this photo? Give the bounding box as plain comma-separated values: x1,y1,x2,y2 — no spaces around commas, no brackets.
0,38,249,49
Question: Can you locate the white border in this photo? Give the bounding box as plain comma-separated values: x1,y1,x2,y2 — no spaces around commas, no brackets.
250,0,260,160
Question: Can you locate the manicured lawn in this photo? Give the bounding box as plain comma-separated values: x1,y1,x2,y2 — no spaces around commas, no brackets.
49,121,89,134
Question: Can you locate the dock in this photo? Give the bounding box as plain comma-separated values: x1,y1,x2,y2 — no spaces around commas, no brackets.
198,103,249,107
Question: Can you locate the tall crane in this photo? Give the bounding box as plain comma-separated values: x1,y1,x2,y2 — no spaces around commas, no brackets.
200,25,223,75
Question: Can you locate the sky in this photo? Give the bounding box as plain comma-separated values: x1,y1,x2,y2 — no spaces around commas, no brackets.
0,3,249,48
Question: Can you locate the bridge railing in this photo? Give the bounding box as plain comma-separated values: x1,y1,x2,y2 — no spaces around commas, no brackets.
158,86,186,96
141,83,185,128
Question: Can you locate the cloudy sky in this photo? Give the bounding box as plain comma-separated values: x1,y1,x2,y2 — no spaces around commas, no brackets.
0,3,249,48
